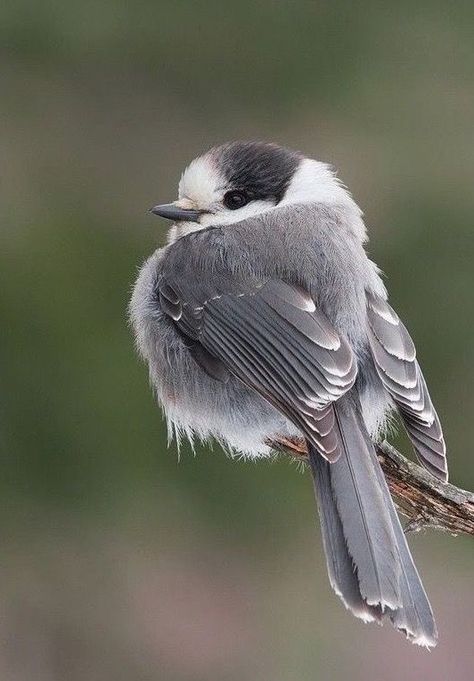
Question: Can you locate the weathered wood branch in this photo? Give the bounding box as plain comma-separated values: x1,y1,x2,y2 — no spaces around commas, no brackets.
269,437,474,536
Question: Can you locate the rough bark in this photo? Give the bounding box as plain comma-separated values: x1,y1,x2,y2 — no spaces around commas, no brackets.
269,437,474,536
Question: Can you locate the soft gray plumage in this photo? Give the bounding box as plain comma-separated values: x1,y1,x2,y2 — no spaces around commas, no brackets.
130,141,447,647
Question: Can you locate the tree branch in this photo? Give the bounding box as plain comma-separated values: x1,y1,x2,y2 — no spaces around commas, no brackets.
269,436,474,536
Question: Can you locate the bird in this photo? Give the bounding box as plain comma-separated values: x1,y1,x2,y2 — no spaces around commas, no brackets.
130,140,447,647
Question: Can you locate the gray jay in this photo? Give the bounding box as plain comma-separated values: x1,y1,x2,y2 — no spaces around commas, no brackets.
130,141,447,647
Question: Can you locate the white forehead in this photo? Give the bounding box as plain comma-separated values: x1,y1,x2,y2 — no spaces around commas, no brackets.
178,155,226,205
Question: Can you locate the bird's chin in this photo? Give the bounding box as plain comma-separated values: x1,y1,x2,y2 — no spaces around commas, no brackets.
167,221,204,243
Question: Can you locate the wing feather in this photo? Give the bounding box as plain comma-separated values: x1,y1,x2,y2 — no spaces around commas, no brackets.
366,292,447,480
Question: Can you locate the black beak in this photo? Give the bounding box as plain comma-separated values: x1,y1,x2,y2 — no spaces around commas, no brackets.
150,203,202,222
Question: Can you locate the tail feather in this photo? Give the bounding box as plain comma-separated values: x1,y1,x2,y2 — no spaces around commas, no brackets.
310,455,382,623
309,398,437,646
370,449,438,646
327,402,401,609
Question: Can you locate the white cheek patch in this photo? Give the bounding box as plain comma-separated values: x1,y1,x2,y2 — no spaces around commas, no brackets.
199,199,276,228
167,199,276,241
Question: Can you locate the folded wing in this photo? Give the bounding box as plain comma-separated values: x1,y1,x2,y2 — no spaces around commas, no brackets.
158,277,358,461
366,292,447,480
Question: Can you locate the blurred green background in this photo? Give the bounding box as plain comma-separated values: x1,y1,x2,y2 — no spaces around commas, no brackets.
1,2,473,679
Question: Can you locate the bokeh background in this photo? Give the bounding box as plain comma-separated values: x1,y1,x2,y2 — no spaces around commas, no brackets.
1,2,473,680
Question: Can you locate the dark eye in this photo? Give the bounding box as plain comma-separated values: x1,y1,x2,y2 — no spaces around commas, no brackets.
223,190,249,210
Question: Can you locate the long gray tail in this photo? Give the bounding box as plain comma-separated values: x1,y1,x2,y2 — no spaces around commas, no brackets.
309,398,437,647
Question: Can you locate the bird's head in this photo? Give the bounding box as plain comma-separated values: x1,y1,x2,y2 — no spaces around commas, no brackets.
151,140,355,239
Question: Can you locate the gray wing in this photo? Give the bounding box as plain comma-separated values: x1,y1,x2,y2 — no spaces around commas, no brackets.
366,292,447,480
158,277,357,461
